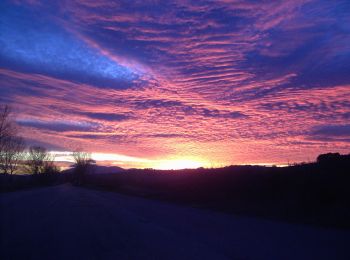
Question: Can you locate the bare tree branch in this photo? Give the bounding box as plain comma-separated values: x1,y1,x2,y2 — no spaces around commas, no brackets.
72,150,95,185
0,136,25,174
0,105,25,174
26,146,50,174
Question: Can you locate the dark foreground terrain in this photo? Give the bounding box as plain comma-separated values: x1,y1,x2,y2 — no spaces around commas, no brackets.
1,184,349,260
80,153,350,229
1,153,350,229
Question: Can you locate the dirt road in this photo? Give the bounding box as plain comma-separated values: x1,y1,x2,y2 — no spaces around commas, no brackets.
1,184,349,259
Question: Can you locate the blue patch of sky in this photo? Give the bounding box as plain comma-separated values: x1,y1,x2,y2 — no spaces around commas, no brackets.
0,4,139,87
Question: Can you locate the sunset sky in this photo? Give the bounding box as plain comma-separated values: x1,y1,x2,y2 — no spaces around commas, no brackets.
1,0,349,169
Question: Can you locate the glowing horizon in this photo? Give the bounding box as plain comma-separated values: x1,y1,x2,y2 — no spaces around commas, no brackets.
49,151,292,170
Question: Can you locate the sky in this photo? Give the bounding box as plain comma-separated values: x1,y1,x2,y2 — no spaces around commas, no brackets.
1,0,349,169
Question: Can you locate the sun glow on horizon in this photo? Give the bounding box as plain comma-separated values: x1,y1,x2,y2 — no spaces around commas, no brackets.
50,151,294,169
152,159,206,170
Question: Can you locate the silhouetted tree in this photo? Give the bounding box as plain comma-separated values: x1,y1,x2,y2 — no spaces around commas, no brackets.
42,159,60,175
0,105,13,142
0,136,25,174
0,105,26,174
0,105,14,159
72,150,95,185
26,146,53,174
317,153,341,164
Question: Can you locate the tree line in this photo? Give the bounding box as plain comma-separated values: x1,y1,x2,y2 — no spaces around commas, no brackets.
0,105,93,179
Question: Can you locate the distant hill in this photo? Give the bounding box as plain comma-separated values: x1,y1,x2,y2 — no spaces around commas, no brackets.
62,165,125,174
92,165,125,174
